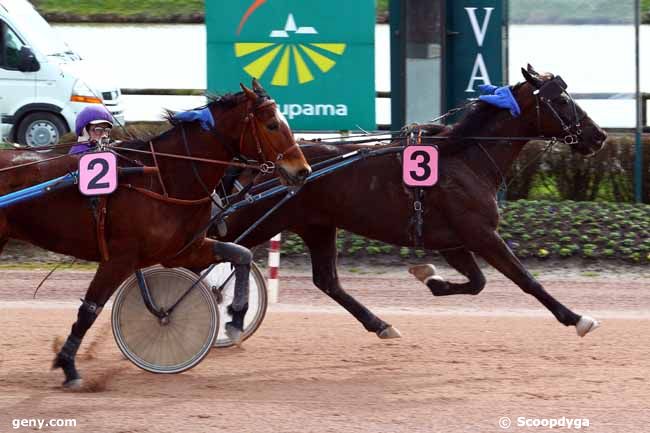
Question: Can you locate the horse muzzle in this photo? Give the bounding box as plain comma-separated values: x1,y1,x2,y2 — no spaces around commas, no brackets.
277,163,312,186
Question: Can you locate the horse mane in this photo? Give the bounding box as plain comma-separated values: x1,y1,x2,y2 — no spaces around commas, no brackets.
116,88,272,150
437,82,525,155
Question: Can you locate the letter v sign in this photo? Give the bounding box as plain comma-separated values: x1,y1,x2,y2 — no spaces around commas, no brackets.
465,7,494,47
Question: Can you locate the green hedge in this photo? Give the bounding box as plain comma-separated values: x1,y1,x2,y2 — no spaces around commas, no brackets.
280,200,650,263
33,0,390,23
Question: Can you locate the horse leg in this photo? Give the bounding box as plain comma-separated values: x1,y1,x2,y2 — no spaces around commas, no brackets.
164,238,252,344
53,258,135,388
464,230,598,336
0,213,7,254
409,248,486,296
298,225,401,339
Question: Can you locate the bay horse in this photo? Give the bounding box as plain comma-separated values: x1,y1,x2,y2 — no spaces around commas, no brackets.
0,80,311,387
213,67,607,339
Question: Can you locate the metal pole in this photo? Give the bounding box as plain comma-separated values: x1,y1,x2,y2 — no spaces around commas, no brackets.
635,0,643,203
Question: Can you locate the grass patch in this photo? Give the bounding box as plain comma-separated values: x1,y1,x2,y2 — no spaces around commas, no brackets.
377,0,389,16
511,0,640,24
35,0,204,20
34,0,391,23
0,262,98,271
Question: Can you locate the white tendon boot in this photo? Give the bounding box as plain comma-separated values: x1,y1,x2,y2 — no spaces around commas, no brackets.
408,264,444,285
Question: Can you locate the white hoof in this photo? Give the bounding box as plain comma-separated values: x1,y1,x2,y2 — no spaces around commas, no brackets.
377,326,402,339
63,378,83,390
408,264,437,284
225,324,243,346
576,315,600,337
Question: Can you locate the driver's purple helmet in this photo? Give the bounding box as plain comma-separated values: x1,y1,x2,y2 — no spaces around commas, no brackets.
75,105,113,136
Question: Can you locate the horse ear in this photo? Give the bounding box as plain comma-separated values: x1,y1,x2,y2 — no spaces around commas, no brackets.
240,82,257,102
526,63,541,76
252,78,264,93
521,67,543,88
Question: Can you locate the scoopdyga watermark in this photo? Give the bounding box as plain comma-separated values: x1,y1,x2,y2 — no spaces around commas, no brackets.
499,416,590,429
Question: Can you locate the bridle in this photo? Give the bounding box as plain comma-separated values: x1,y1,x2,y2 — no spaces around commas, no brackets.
533,75,587,146
240,98,300,174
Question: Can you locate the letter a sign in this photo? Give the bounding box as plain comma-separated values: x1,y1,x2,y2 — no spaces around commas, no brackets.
445,1,505,112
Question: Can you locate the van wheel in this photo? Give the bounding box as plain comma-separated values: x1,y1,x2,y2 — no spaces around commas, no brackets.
16,112,68,148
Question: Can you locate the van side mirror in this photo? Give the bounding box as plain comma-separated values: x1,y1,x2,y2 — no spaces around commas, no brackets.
18,46,39,72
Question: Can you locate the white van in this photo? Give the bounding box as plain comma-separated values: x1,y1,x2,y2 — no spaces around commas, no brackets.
0,0,124,146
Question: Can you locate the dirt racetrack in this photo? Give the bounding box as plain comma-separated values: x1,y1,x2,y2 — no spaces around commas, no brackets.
0,260,649,433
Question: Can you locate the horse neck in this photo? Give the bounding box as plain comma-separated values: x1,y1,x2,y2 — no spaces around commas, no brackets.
152,123,235,200
459,117,532,191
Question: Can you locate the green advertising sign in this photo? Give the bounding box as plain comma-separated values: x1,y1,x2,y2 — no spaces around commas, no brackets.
206,0,376,130
445,0,506,112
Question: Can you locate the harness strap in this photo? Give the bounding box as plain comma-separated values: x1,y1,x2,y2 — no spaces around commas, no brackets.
89,196,110,261
0,153,71,173
113,147,259,169
97,196,109,261
120,183,211,206
149,140,168,197
412,188,424,248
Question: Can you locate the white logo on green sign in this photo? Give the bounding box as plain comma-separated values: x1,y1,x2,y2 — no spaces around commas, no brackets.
234,14,346,87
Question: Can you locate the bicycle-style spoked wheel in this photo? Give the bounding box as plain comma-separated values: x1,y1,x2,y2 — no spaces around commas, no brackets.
203,262,268,348
111,267,219,374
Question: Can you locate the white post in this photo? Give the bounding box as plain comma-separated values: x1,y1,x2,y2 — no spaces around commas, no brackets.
267,233,281,303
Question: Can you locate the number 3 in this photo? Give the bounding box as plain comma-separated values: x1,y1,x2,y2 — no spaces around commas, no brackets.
402,146,438,187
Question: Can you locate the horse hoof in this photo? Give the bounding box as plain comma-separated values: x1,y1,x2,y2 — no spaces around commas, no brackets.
63,378,83,390
377,326,402,339
225,324,243,346
408,264,436,283
576,315,600,337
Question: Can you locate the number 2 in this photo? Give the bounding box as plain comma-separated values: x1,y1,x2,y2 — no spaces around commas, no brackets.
87,159,110,190
78,151,117,196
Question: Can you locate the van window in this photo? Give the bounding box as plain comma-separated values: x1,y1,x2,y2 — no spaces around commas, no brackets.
1,22,26,70
6,1,73,57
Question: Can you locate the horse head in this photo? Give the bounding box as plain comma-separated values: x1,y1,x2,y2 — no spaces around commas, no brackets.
225,79,311,186
517,64,607,155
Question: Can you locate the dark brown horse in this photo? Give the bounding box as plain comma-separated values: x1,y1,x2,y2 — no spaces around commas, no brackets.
0,80,311,387
214,67,607,340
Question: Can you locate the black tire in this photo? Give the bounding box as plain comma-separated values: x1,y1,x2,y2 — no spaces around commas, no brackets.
16,111,68,148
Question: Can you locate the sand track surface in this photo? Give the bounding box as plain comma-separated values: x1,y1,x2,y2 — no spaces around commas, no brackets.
1,264,648,432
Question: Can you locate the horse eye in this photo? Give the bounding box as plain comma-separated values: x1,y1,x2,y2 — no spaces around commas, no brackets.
267,122,279,130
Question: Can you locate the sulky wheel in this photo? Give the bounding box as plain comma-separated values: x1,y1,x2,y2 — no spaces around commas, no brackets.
111,267,219,374
204,262,268,348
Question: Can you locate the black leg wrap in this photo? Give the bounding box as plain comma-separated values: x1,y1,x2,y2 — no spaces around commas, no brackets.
53,299,101,385
227,303,249,330
53,335,81,383
71,299,101,339
427,278,451,296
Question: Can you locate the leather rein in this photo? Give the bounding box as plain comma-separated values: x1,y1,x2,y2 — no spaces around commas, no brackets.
113,97,298,206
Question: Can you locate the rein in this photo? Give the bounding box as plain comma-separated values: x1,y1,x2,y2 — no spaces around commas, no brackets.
0,153,72,174
112,147,258,169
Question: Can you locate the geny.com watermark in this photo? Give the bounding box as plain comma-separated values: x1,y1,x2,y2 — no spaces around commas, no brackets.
499,416,590,429
11,418,77,430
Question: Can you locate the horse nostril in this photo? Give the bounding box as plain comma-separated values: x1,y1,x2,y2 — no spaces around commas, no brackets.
297,168,311,180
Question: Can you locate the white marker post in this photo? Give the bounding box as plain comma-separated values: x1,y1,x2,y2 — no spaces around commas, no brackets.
267,233,281,303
